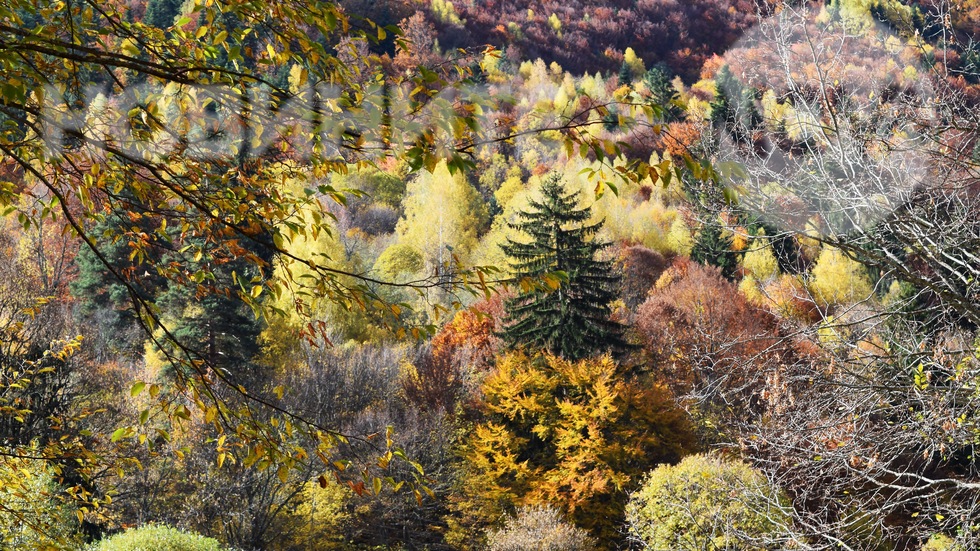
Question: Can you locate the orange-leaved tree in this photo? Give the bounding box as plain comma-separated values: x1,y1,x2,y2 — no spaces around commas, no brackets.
449,351,695,549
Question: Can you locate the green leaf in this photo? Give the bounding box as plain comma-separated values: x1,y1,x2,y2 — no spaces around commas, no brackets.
111,427,127,442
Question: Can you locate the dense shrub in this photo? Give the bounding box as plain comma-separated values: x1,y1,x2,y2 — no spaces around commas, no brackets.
808,246,875,308
636,259,788,428
452,352,695,547
626,454,790,551
616,245,670,309
89,524,225,551
922,533,966,551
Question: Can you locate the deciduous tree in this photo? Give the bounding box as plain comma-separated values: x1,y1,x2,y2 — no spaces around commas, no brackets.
453,352,695,547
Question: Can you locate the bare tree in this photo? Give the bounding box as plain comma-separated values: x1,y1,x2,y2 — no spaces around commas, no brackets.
684,3,980,549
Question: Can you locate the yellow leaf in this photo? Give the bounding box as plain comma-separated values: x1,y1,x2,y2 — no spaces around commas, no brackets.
121,38,140,57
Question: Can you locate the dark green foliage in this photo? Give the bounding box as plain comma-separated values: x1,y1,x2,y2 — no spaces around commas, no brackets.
500,174,628,360
72,202,266,384
643,64,682,121
691,222,739,280
618,61,632,86
962,39,980,84
72,211,165,357
751,220,804,275
142,0,183,28
710,65,760,145
602,109,620,132
155,276,264,384
151,236,268,385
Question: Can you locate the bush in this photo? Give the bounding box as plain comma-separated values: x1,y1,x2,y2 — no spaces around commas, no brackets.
0,456,82,551
274,478,350,550
637,259,785,427
626,454,790,551
454,352,695,547
923,533,966,551
374,243,424,279
487,506,595,551
89,524,225,551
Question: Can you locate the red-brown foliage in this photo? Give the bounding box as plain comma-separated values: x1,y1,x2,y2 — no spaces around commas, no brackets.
616,245,670,309
402,345,464,413
403,296,507,412
392,13,442,73
635,258,790,420
424,0,772,81
656,121,702,158
430,295,506,372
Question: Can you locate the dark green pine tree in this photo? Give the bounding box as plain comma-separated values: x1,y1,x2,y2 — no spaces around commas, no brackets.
618,61,633,86
153,255,265,386
500,174,628,361
643,63,682,122
710,65,760,146
142,0,183,28
72,206,167,357
691,222,739,280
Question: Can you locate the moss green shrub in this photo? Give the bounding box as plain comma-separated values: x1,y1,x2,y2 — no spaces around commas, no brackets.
89,524,225,551
923,533,966,551
626,454,789,551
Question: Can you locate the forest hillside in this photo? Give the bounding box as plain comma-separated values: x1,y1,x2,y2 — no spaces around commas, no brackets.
1,0,980,549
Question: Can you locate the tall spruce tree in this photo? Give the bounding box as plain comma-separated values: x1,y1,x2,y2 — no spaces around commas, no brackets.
710,65,760,146
500,174,627,360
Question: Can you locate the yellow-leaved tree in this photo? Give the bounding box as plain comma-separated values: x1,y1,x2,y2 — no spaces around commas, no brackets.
448,352,695,549
0,0,696,540
808,246,875,308
395,161,489,271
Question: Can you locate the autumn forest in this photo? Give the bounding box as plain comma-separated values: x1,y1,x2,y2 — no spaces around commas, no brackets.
1,0,980,549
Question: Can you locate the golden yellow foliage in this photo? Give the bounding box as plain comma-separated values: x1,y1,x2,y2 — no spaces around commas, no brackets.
741,240,779,281
396,161,489,268
808,246,874,308
451,352,695,548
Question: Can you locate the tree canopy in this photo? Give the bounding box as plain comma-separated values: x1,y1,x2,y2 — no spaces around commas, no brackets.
500,174,628,360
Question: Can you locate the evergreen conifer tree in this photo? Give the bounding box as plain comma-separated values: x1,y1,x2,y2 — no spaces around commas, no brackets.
643,64,682,121
710,65,760,145
500,174,627,360
143,0,183,29
72,205,167,357
691,223,739,280
618,61,633,86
